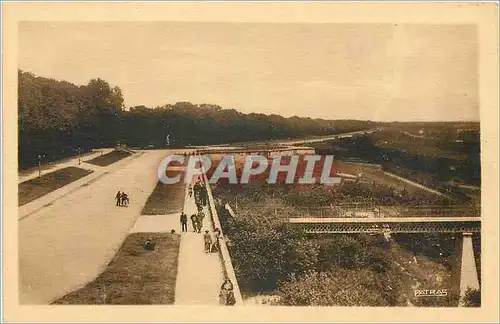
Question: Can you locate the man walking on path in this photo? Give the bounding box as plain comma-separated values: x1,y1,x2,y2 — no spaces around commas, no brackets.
180,212,188,232
190,214,198,233
200,184,208,206
115,191,122,206
193,181,202,205
197,209,205,233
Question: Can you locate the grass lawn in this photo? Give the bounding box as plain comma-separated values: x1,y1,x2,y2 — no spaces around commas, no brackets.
86,150,132,167
141,182,185,215
18,167,93,206
52,233,181,305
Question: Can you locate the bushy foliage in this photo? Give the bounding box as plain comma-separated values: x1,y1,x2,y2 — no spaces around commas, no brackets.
461,288,481,307
225,212,318,292
315,234,391,273
226,182,449,208
278,268,405,306
392,233,457,267
220,189,407,305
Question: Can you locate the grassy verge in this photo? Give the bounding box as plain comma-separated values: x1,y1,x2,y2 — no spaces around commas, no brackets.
86,150,132,167
141,182,185,215
52,232,181,305
18,167,93,206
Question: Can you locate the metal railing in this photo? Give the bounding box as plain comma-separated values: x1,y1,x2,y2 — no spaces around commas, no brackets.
266,204,480,219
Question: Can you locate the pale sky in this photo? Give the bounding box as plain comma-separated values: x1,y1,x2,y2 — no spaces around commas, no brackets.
19,22,478,121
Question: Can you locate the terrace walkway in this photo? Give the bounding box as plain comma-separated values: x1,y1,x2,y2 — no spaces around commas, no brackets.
174,178,223,305
18,148,114,183
19,150,162,304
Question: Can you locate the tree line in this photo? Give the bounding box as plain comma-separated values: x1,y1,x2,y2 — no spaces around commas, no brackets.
18,70,375,168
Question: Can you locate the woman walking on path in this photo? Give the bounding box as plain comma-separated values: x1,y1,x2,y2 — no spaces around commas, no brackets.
219,279,235,305
190,214,198,233
210,228,220,253
203,230,212,253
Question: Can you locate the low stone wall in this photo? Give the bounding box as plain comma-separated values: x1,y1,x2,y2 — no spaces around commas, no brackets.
200,169,244,305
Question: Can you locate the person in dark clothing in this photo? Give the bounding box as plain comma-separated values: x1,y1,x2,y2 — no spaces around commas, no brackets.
193,181,202,205
115,191,122,206
121,192,129,206
196,210,205,232
143,238,155,251
190,214,198,233
226,290,236,306
200,184,208,206
180,212,188,232
203,230,212,253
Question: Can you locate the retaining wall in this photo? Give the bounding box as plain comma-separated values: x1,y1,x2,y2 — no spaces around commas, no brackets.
200,166,244,305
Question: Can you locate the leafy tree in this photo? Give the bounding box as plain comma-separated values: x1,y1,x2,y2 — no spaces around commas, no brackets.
224,210,318,292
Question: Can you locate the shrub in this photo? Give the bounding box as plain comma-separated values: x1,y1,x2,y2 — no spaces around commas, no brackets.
316,234,391,273
462,288,481,307
278,268,405,306
226,216,318,292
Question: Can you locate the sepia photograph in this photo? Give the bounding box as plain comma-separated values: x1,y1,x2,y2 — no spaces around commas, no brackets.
2,1,499,323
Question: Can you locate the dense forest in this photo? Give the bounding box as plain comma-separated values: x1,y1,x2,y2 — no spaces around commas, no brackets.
18,71,375,168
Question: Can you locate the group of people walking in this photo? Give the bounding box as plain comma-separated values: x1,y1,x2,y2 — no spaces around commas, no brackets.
179,209,221,253
179,208,205,233
184,177,237,306
189,180,208,210
115,191,129,207
203,227,221,253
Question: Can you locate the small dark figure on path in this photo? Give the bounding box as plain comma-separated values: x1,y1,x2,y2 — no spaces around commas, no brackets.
188,185,193,198
180,212,188,232
143,238,155,251
190,214,198,233
115,191,122,206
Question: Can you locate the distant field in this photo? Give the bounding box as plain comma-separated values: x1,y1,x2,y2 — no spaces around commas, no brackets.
141,182,185,215
86,150,131,166
335,161,440,197
18,167,93,206
52,233,180,305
